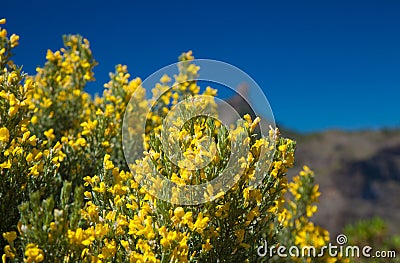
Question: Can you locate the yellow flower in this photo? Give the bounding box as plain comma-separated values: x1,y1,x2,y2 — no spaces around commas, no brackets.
278,144,287,152
44,128,55,141
182,212,193,227
45,49,54,61
202,238,213,252
84,191,92,199
300,165,313,176
41,98,52,108
10,34,19,47
0,127,10,143
160,74,171,83
160,237,170,247
0,159,11,169
2,231,17,243
26,152,34,162
24,243,44,263
83,175,97,186
246,207,260,223
0,18,6,24
93,182,106,194
103,154,114,170
99,239,116,259
3,245,15,260
0,29,7,38
174,207,185,218
8,105,19,116
192,212,209,234
75,137,86,147
80,119,98,135
120,240,130,251
306,205,318,217
137,216,155,239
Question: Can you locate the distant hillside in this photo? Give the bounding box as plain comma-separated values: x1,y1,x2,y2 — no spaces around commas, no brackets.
282,128,400,236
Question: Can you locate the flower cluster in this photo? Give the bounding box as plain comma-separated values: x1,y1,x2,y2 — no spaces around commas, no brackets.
1,18,346,262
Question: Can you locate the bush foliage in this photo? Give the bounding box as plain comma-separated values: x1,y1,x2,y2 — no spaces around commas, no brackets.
0,18,347,262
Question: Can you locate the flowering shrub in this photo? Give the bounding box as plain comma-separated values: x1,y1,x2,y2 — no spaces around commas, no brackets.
1,18,348,262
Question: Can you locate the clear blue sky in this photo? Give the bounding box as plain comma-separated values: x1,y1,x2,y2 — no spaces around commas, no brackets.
3,0,400,132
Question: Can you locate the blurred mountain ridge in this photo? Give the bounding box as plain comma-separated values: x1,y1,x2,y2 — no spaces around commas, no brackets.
283,127,400,235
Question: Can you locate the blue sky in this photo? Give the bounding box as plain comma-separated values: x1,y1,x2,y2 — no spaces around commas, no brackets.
3,0,400,132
